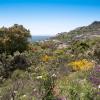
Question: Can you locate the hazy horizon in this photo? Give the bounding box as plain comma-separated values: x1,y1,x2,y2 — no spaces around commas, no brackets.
0,0,100,36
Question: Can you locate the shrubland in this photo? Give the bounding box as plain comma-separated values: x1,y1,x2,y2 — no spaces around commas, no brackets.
0,22,100,100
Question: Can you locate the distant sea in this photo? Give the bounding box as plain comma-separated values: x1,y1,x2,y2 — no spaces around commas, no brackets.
31,36,50,42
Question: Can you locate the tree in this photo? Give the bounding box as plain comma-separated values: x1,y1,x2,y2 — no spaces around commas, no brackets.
0,24,31,54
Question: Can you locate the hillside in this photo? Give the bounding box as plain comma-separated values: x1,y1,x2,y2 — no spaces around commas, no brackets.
53,21,100,42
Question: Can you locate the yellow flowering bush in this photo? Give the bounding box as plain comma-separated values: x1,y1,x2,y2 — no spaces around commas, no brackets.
68,59,94,71
42,55,55,62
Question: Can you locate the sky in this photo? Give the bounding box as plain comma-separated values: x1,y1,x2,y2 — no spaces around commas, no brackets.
0,0,100,36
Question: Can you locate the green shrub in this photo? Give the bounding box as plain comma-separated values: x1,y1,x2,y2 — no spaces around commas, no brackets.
0,24,31,54
0,52,31,78
56,72,96,100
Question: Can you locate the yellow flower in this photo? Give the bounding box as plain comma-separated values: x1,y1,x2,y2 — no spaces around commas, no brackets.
42,55,52,62
68,59,94,71
42,55,49,62
42,55,56,62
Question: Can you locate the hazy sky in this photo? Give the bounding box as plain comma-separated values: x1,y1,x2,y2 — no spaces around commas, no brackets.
0,0,100,36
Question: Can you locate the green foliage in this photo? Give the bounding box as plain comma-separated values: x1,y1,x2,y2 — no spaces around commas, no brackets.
56,72,96,100
93,44,100,63
0,24,31,54
70,40,90,55
0,52,31,78
42,75,56,100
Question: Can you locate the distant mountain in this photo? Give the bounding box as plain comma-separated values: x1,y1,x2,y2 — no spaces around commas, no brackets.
54,21,100,42
31,36,50,42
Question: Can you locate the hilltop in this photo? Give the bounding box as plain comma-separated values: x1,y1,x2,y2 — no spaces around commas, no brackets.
53,21,100,42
